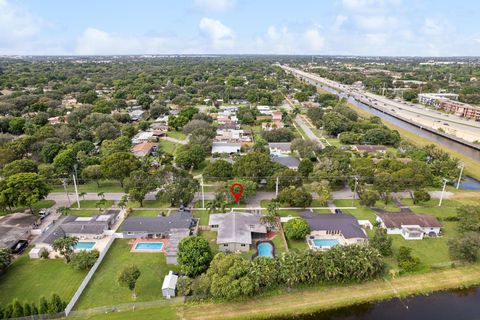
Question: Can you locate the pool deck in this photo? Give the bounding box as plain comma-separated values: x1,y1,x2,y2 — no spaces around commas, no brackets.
128,238,168,253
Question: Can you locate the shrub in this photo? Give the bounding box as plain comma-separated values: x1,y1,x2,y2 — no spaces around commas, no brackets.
70,250,100,271
397,246,420,272
284,218,310,240
177,236,213,277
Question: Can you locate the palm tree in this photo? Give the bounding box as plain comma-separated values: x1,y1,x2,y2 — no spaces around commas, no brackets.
79,192,86,201
118,195,129,209
97,192,105,200
261,201,280,229
96,198,107,211
57,206,70,216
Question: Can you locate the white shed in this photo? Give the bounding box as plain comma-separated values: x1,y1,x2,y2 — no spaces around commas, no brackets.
162,271,178,299
29,247,47,259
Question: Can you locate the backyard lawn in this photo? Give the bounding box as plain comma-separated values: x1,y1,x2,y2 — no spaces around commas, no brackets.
193,210,210,225
271,234,287,255
159,140,178,154
0,253,86,305
74,239,179,310
199,230,219,255
166,131,186,141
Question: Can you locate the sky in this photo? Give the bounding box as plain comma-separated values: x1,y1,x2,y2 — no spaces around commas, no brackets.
1,0,480,56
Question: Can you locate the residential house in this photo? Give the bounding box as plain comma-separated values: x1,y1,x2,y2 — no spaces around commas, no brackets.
352,145,387,154
132,131,156,144
271,111,283,122
376,212,442,240
262,121,285,131
212,142,241,154
271,155,300,170
208,212,267,252
257,105,273,115
268,143,291,154
129,109,146,121
36,210,121,251
162,271,178,299
132,142,157,157
300,212,368,249
122,209,197,264
48,116,63,125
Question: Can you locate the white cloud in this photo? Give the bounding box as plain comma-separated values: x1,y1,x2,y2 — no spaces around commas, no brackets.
332,15,349,31
304,28,326,51
194,0,235,12
75,28,172,55
199,17,234,50
354,15,398,31
341,0,401,11
421,18,447,36
0,0,46,53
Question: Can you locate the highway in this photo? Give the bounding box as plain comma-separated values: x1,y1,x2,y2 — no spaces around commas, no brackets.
281,65,480,144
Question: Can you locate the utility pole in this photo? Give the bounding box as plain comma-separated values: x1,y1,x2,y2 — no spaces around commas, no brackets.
352,176,358,207
62,179,71,207
275,177,279,197
201,177,205,209
456,163,464,189
438,178,448,207
72,174,80,208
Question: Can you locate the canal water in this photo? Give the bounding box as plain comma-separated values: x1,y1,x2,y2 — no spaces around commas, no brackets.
458,176,480,190
307,79,480,162
271,287,480,320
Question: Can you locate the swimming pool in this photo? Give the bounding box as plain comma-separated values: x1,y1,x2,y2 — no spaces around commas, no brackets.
134,242,164,251
313,239,339,248
74,242,96,250
257,242,274,258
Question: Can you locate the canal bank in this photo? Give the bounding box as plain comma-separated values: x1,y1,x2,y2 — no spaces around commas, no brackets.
179,264,480,320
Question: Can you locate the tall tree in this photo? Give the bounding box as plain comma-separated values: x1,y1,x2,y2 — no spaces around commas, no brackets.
118,265,141,298
124,170,156,207
101,152,140,187
0,173,50,214
52,236,79,263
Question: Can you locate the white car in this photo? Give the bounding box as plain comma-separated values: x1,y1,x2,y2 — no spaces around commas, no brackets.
38,209,51,220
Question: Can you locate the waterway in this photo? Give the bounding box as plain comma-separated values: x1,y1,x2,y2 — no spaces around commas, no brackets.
305,79,480,162
272,287,480,320
458,176,480,190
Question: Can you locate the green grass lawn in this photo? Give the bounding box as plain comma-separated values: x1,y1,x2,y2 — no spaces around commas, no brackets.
373,201,401,212
199,230,219,255
166,131,186,141
68,210,104,217
190,160,207,177
386,221,459,272
286,238,308,252
71,200,115,209
128,198,171,208
333,199,378,223
74,239,179,310
0,199,55,216
193,210,210,225
51,180,124,193
159,140,178,154
271,234,287,255
73,305,180,320
0,254,86,305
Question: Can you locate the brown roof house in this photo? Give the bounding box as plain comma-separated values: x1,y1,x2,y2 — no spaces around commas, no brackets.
132,142,157,157
376,212,442,240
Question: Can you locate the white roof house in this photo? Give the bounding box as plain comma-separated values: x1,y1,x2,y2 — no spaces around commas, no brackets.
131,131,155,144
162,271,178,299
212,142,241,154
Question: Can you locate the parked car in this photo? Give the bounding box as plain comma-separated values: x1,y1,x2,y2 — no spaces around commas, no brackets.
38,209,50,220
10,240,29,254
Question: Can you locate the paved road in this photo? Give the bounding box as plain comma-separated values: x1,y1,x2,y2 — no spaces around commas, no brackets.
282,65,480,143
294,115,325,149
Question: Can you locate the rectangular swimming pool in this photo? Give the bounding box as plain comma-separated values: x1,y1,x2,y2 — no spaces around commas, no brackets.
134,242,164,251
313,239,339,248
74,242,96,250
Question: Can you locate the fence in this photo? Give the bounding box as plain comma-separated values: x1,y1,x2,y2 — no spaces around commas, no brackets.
67,298,183,318
64,235,116,316
5,312,65,320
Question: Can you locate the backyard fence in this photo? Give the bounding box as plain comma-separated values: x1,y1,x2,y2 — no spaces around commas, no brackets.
64,235,116,316
67,297,183,318
5,312,65,320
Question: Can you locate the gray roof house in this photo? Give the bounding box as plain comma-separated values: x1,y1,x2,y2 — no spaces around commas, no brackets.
268,143,291,154
300,212,368,246
208,212,267,252
122,209,197,264
271,155,300,170
211,142,242,154
37,210,121,248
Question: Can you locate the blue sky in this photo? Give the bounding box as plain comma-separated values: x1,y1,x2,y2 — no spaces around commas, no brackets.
1,0,479,56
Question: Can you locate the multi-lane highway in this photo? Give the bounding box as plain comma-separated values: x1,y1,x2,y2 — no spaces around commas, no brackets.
281,65,480,144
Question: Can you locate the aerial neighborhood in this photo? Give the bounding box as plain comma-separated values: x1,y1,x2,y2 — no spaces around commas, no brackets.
0,54,480,320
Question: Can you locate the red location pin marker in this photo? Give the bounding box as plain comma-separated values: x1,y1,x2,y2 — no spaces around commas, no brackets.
230,183,244,203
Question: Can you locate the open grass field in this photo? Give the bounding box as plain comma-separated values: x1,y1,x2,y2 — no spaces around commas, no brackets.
51,180,124,193
178,264,480,320
0,254,86,305
74,239,179,310
71,200,115,209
